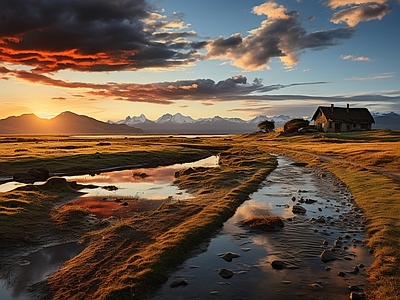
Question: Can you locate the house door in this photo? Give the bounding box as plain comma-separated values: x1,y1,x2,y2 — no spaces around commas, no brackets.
335,122,341,132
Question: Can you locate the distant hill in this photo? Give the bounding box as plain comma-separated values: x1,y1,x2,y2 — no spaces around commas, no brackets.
109,113,291,134
0,111,143,135
373,112,400,130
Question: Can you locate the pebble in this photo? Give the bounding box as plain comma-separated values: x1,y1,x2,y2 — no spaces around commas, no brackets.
338,271,346,277
349,292,366,300
271,260,285,270
219,268,234,279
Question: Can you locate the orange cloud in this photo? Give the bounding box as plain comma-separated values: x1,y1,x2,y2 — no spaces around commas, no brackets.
0,0,204,72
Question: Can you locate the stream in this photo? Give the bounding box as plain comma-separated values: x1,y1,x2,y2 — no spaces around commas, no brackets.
152,156,373,300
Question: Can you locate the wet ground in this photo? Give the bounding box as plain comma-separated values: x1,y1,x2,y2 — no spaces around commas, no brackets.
0,155,373,300
153,156,373,300
0,156,219,300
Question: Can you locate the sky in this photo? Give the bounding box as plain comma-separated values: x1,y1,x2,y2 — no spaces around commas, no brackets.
0,0,399,122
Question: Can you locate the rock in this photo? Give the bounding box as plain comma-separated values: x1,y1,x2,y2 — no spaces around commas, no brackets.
348,285,361,291
170,280,189,288
305,198,317,204
292,205,307,214
320,250,338,262
13,167,50,183
221,252,240,262
322,240,329,246
42,177,72,191
349,292,366,300
334,239,343,247
325,266,331,271
338,271,346,277
219,268,234,279
103,185,118,191
242,215,284,231
271,260,285,270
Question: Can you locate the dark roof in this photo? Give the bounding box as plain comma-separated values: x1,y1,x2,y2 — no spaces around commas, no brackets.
312,106,375,124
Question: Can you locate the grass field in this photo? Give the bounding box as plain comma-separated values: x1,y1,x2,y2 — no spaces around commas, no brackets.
1,131,399,299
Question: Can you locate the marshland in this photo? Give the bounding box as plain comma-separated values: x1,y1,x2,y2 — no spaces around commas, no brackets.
1,131,400,300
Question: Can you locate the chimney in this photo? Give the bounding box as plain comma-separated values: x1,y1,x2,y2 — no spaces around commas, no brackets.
346,103,350,112
330,104,334,112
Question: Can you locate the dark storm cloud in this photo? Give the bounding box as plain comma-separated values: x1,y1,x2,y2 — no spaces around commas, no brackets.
0,0,362,73
206,3,355,70
0,0,204,72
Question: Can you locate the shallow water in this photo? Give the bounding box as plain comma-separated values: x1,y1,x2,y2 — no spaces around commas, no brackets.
0,243,85,300
153,156,373,300
63,155,219,218
0,156,219,299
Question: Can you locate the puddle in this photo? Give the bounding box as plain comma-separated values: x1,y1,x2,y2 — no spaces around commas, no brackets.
0,156,218,298
153,156,373,300
0,156,219,194
62,155,219,218
0,242,85,300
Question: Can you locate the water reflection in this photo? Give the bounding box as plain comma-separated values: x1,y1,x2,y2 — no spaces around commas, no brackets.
0,156,219,299
62,156,219,217
153,156,373,300
0,243,84,300
0,156,219,194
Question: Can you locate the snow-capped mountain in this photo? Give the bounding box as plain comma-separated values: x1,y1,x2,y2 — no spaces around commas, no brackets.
223,117,247,124
114,114,151,126
372,112,400,130
248,115,268,124
156,113,195,124
109,113,293,134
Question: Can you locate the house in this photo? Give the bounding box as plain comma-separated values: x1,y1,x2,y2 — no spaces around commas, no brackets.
311,104,375,132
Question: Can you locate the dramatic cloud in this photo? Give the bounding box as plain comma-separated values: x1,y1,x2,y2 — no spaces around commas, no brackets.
0,0,364,73
206,1,354,70
328,0,388,10
341,54,371,61
330,3,392,26
0,0,204,72
1,67,327,104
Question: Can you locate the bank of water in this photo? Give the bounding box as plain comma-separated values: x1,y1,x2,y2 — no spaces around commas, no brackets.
0,156,219,299
153,156,373,300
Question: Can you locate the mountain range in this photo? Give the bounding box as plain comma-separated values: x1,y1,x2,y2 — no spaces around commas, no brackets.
372,112,400,130
0,111,398,135
108,113,291,134
0,111,143,134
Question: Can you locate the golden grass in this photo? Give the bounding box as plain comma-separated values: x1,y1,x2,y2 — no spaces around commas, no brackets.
0,135,223,176
39,144,277,300
1,131,400,299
